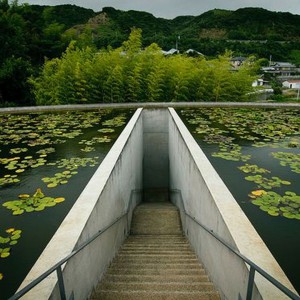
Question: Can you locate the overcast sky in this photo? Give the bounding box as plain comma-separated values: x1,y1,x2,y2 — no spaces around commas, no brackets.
16,0,300,19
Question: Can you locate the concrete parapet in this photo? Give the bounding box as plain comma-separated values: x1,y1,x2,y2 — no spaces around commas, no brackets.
15,106,298,300
17,108,144,300
168,107,297,299
1,102,299,115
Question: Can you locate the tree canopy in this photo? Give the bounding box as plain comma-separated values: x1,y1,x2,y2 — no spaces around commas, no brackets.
30,29,258,105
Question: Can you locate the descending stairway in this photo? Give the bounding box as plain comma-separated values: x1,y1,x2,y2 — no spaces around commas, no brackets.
90,202,220,300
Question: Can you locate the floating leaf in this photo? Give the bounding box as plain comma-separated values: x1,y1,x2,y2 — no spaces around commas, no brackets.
54,197,65,203
13,209,24,215
97,128,115,133
3,189,65,215
245,175,291,189
251,190,267,197
33,188,44,198
18,194,30,199
248,190,300,219
272,152,300,174
47,183,57,188
239,164,270,174
0,252,10,258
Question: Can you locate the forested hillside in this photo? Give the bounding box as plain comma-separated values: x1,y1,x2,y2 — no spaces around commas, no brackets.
67,6,300,58
0,0,299,106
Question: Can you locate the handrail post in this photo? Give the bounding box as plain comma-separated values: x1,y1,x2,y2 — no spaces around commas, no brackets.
246,266,255,300
56,266,67,300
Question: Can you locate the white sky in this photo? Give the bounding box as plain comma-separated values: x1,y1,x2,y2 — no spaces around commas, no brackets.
16,0,300,19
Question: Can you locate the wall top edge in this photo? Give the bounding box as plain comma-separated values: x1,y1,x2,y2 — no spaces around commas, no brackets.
1,102,299,114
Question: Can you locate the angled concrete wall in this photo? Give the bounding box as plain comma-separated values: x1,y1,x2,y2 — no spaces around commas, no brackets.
168,107,297,300
15,106,298,300
18,108,144,300
142,109,169,202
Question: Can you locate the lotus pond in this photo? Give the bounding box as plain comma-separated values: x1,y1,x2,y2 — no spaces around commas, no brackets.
177,107,300,293
0,108,134,299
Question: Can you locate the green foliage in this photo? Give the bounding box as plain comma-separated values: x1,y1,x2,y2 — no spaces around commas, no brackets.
1,2,300,106
289,50,300,65
30,29,257,104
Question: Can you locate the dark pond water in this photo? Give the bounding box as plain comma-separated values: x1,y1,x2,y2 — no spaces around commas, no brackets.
0,109,134,299
177,107,300,294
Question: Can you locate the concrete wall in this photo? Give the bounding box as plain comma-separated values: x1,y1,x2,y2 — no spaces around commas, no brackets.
18,108,144,300
168,108,297,300
1,102,299,115
142,109,169,202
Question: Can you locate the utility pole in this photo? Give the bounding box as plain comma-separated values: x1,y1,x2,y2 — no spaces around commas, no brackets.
176,35,180,53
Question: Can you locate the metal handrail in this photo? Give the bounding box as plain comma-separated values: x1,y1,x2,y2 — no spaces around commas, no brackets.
170,189,300,300
8,189,141,300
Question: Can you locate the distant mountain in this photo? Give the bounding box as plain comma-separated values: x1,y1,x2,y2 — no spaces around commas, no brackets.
54,6,300,60
65,6,300,42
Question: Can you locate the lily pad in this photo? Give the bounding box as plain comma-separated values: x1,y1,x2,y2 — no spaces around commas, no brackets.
238,164,270,174
3,188,65,215
249,190,300,219
97,128,115,133
245,175,291,189
272,152,300,174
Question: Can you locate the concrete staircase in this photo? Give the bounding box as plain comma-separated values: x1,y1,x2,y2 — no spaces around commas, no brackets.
90,202,220,300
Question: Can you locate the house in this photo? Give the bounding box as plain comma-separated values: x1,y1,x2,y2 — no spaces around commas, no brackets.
282,80,300,89
262,62,297,77
252,74,271,87
185,49,204,56
231,57,247,68
162,48,179,55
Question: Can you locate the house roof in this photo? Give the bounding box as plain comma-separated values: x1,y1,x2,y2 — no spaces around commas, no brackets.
231,56,246,61
162,48,179,55
272,62,296,68
283,80,300,83
186,49,204,55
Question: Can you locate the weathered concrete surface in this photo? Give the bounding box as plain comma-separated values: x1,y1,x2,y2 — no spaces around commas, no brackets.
0,101,299,115
17,108,144,300
14,106,299,300
168,107,297,300
142,109,169,202
91,202,221,300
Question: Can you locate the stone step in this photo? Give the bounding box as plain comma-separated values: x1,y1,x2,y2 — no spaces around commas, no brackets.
108,262,204,270
90,202,220,300
118,249,195,255
113,256,199,265
96,281,216,293
119,247,194,255
124,239,187,245
103,274,210,283
135,203,178,209
125,235,186,241
130,203,182,235
91,290,221,300
123,242,188,247
107,267,206,276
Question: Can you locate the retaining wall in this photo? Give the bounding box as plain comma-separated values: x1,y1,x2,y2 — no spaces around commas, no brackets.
143,109,169,202
168,107,297,299
18,108,144,300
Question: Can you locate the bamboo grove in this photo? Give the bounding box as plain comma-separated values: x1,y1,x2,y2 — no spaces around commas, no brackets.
30,29,259,104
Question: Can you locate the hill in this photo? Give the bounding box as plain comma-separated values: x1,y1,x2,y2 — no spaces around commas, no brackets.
63,6,300,58
1,1,300,106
